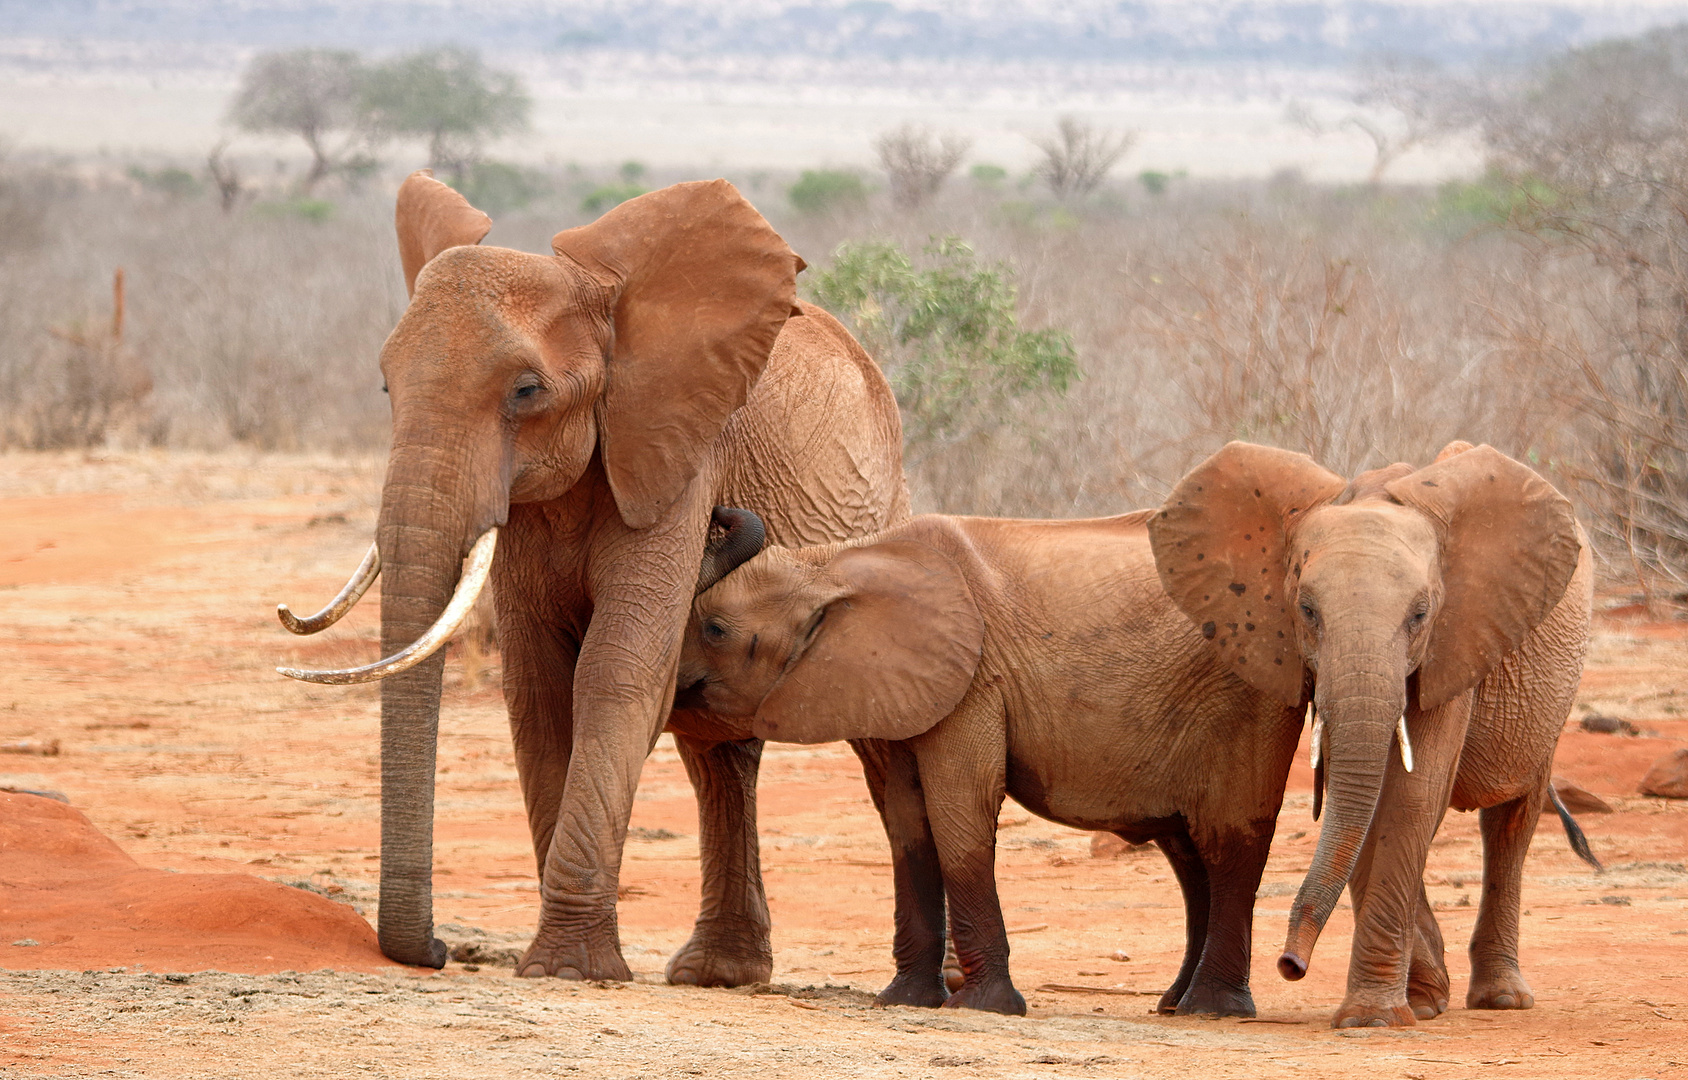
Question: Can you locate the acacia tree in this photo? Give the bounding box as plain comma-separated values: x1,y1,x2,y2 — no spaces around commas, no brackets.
1287,55,1462,187
363,48,532,183
875,124,970,210
1032,117,1134,201
228,48,377,196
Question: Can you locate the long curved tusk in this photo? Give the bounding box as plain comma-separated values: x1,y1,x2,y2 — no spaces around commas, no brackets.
277,529,498,685
1397,714,1414,773
277,543,381,634
1308,706,1323,772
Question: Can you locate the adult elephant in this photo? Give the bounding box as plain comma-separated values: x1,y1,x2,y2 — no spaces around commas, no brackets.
1149,440,1593,1028
276,172,909,982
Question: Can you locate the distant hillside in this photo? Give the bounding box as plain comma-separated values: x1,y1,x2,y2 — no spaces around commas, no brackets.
3,0,1686,70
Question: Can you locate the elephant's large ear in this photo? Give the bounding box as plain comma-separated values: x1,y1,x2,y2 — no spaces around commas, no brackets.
1385,445,1581,710
395,170,492,297
552,181,802,530
754,538,984,744
1149,442,1346,704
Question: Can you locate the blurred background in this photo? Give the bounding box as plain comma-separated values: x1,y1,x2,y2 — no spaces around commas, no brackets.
6,0,1688,599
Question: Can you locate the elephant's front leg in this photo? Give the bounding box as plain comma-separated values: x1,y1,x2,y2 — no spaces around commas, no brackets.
1154,830,1211,1014
665,734,774,987
856,738,950,1008
911,699,1024,1016
1466,784,1545,1010
1333,704,1466,1027
520,584,692,980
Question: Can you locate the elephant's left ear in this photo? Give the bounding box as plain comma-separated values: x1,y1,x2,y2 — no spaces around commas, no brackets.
395,170,492,297
552,181,802,530
1385,445,1582,710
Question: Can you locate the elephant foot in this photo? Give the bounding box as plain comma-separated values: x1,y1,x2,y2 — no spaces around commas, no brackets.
1407,964,1450,1020
1174,980,1257,1018
1331,1000,1417,1029
877,971,949,1008
516,929,633,982
942,977,1026,1016
1467,969,1534,1011
665,919,773,988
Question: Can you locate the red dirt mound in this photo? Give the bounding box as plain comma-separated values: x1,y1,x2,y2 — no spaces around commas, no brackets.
0,792,399,974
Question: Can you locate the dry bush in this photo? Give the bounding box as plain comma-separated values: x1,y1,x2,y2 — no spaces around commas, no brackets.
1032,117,1135,202
875,124,970,210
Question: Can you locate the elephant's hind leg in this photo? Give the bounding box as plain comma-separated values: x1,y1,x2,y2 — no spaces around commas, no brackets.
1172,825,1269,1018
1406,881,1450,1019
665,734,774,988
1466,788,1541,1011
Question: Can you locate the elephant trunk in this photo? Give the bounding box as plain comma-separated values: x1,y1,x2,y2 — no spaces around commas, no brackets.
374,445,495,969
1278,649,1406,981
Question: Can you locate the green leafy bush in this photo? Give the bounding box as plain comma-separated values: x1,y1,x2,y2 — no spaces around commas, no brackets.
970,163,1008,188
808,236,1078,449
127,166,202,198
455,160,545,215
580,182,647,215
252,198,335,223
787,169,868,215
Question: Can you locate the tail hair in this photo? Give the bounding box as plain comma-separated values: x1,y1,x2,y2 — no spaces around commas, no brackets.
1549,783,1603,873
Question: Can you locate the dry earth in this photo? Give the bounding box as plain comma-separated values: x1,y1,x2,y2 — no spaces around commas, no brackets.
1,450,1685,1080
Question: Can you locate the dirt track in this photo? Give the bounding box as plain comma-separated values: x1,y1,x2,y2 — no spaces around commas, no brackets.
1,450,1685,1079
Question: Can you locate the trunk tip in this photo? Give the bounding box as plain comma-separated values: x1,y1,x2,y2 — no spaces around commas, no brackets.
1278,952,1308,981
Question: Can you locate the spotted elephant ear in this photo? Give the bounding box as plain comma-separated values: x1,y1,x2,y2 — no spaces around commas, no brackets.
394,170,492,297
1149,442,1346,704
753,534,984,745
552,181,803,530
1385,444,1582,710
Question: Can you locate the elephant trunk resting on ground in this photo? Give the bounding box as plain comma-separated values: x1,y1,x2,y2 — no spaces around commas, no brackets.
276,172,910,983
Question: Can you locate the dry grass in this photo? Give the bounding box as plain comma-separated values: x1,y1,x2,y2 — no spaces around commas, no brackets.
0,158,1677,588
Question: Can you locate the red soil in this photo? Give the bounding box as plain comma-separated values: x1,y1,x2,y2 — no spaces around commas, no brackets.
0,791,395,975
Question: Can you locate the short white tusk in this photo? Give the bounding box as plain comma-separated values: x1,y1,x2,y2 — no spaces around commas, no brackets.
1397,714,1414,773
277,542,381,634
1308,707,1323,771
276,529,497,685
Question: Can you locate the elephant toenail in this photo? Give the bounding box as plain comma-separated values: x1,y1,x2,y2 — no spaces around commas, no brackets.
1493,994,1514,1008
1366,1017,1387,1027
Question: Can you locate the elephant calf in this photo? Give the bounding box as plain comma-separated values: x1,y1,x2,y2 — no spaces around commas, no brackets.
676,508,1305,1016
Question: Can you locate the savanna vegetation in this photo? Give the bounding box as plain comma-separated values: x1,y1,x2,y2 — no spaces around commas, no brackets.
5,28,1688,599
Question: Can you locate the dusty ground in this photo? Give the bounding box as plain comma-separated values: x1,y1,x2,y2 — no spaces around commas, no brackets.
1,449,1685,1080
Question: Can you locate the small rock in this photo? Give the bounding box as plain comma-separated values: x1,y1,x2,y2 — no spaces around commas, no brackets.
1600,895,1632,906
1542,776,1614,815
1639,748,1688,798
0,740,60,757
1108,950,1131,963
12,939,39,947
1089,833,1150,858
1580,714,1639,736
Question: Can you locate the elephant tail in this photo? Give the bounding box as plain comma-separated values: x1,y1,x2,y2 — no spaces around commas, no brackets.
1548,783,1603,873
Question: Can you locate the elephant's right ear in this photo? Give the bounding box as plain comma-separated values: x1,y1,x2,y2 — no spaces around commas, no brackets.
753,539,984,744
552,181,802,530
1149,442,1346,704
395,170,492,297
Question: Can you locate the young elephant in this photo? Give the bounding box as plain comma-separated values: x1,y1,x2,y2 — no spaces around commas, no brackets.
677,508,1305,1016
1150,441,1594,1027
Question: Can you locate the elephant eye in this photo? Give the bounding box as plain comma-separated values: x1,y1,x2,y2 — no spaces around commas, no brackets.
513,383,539,399
1298,599,1319,624
1407,604,1430,632
702,620,729,643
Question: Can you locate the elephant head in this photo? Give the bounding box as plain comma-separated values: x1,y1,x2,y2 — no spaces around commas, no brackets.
678,514,985,744
1148,441,1580,982
274,173,804,966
